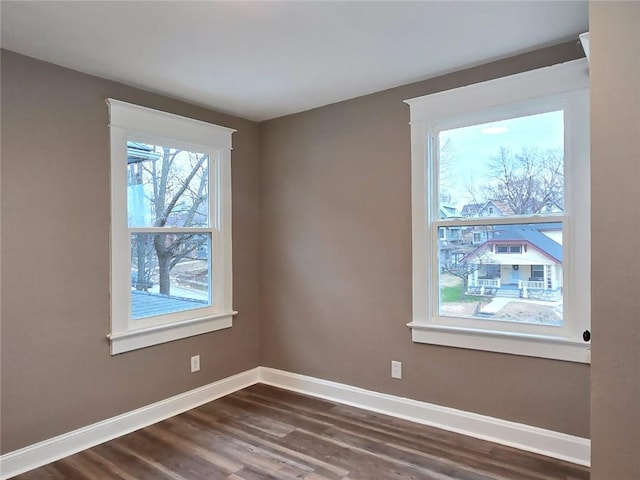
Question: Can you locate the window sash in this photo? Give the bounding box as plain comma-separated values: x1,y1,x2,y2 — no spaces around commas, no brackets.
127,231,216,328
430,218,569,336
125,140,212,229
123,137,221,329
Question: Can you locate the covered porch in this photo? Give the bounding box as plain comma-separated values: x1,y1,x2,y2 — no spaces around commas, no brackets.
467,263,562,301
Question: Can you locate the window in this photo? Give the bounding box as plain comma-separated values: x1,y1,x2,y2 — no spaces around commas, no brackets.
107,99,236,354
406,60,590,363
531,265,545,280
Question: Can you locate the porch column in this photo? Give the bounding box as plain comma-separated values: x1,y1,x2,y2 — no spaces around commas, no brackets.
547,265,555,289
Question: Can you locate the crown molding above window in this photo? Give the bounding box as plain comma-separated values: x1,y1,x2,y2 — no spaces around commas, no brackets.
579,32,590,62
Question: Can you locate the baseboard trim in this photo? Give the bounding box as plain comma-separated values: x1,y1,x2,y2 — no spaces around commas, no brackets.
0,368,260,480
257,367,591,467
1,365,590,478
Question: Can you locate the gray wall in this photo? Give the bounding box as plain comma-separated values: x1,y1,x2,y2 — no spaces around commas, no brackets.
0,50,261,453
259,41,590,438
590,2,640,479
2,37,602,457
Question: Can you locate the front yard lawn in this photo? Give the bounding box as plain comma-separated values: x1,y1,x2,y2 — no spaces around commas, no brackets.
440,284,485,303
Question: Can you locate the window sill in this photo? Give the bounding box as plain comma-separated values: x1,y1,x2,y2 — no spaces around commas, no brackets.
108,311,237,354
407,323,590,364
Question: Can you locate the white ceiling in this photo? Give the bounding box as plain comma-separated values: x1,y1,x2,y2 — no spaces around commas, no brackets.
1,1,588,121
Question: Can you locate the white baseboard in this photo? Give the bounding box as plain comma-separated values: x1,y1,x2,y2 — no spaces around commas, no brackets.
0,368,260,480
1,365,590,479
257,367,591,467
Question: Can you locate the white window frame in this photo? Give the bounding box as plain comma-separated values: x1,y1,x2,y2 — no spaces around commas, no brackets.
106,99,236,354
405,59,590,363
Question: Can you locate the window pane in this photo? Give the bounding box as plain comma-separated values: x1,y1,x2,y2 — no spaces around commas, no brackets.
127,142,209,228
438,223,562,326
131,233,210,320
439,111,564,218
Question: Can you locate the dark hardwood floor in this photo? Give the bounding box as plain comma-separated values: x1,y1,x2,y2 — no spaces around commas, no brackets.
15,384,589,480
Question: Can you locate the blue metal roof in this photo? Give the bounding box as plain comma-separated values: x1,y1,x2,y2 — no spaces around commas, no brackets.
493,224,562,262
131,290,207,320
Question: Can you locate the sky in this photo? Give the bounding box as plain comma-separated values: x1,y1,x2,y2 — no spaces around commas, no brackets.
438,110,564,209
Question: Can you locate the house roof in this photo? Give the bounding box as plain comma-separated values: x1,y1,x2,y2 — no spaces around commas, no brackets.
461,203,481,216
494,224,562,262
461,200,515,217
483,200,515,216
461,223,562,263
131,290,207,320
440,204,462,219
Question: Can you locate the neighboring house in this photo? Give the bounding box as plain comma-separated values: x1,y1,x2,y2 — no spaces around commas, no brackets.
439,204,465,267
440,204,461,220
461,200,515,218
462,200,516,245
461,223,563,301
477,200,515,217
439,203,463,242
461,203,482,217
465,228,491,245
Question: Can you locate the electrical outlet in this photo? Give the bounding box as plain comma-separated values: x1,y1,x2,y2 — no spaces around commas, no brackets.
391,360,402,379
190,355,200,373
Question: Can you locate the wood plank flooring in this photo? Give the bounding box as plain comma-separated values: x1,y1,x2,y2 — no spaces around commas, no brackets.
14,384,589,480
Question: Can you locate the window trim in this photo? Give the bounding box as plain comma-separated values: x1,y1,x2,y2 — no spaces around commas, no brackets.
405,59,590,363
107,99,236,354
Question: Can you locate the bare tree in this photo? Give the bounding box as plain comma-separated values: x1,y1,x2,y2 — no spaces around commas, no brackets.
480,147,564,214
440,249,483,300
130,145,209,296
151,147,208,296
438,137,456,201
440,243,498,301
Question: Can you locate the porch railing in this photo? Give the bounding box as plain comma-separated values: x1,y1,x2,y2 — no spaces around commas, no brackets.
470,278,501,288
519,280,545,289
